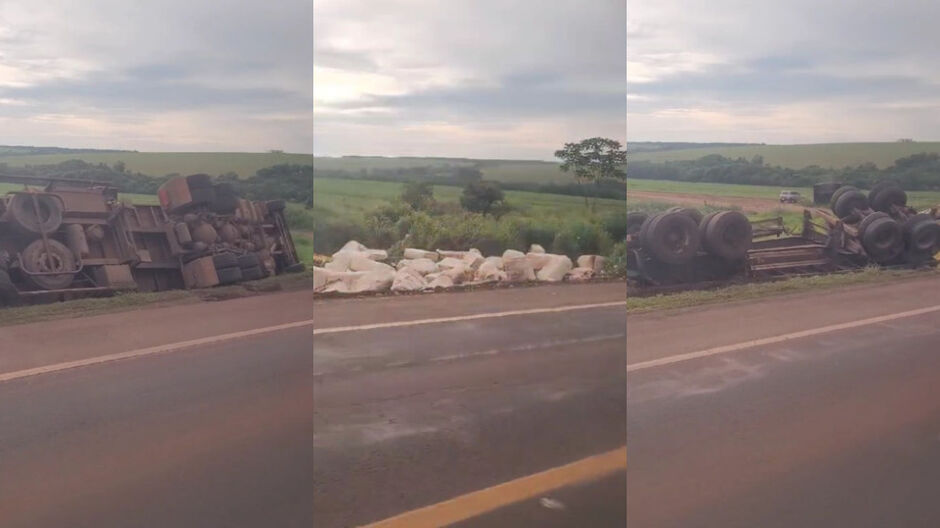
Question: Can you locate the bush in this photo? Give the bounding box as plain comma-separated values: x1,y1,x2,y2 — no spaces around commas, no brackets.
400,181,435,210
605,242,627,277
312,217,368,254
601,210,627,241
552,221,612,258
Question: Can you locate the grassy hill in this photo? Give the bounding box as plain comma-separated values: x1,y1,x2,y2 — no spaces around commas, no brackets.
313,156,570,184
0,151,313,178
629,142,940,169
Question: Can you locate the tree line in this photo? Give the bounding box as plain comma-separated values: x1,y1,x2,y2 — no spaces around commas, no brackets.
627,153,940,190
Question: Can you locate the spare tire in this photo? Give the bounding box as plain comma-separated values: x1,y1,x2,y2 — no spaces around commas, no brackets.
20,238,77,290
240,266,265,281
212,252,239,270
703,211,753,259
833,189,869,220
870,185,907,213
904,214,940,254
829,186,859,211
237,253,261,269
626,212,647,237
6,194,63,235
216,266,243,285
640,211,701,264
860,215,904,263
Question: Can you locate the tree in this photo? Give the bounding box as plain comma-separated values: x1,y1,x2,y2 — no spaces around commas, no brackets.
554,137,627,209
460,180,504,215
400,181,435,210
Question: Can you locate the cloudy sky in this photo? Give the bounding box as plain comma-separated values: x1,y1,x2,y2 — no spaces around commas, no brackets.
0,0,311,152
314,0,626,160
628,0,940,144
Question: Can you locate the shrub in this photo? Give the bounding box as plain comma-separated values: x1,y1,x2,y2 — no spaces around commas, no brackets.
601,210,627,241
604,242,627,277
551,221,613,258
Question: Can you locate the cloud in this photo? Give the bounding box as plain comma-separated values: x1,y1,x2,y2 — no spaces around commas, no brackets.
628,0,940,143
313,0,626,159
0,0,312,152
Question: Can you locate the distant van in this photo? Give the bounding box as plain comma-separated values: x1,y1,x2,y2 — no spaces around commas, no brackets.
779,190,801,203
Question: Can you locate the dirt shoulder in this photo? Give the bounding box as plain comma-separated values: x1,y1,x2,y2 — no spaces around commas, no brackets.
628,190,803,213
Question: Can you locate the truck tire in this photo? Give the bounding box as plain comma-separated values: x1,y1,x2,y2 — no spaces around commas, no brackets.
829,185,859,211
666,206,704,225
640,211,700,264
703,211,752,259
861,215,903,262
7,194,63,235
867,180,900,205
211,183,240,214
0,269,20,306
20,238,77,290
216,266,243,284
904,214,940,254
212,252,239,270
240,266,265,281
870,185,907,213
833,189,868,220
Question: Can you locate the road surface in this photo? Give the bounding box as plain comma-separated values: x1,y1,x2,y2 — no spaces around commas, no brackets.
313,283,628,527
0,291,313,528
627,274,940,527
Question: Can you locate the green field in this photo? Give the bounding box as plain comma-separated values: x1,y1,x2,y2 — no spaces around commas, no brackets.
0,151,313,178
313,177,624,220
627,178,940,209
314,156,570,184
629,142,940,169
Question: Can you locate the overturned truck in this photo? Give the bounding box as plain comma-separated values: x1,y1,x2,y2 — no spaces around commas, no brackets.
0,173,302,307
627,181,940,287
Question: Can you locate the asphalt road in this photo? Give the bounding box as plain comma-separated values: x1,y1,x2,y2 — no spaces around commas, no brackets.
313,283,628,527
0,293,313,528
627,275,940,527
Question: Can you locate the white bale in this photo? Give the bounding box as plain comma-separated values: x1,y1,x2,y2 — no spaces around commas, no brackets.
536,255,573,282
502,249,525,260
437,249,468,259
437,257,465,271
324,252,353,271
322,271,369,293
566,267,595,282
336,240,367,254
529,244,546,254
403,248,439,261
348,269,394,293
591,255,607,274
391,268,426,292
348,254,395,273
525,252,554,271
577,255,607,274
462,251,485,271
503,253,536,282
313,266,332,292
468,248,483,256
426,274,455,289
476,260,507,282
395,258,438,275
483,256,503,269
440,262,470,284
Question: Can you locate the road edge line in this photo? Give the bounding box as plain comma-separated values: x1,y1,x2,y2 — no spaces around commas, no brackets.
627,304,940,372
314,301,627,335
360,446,627,528
0,319,313,384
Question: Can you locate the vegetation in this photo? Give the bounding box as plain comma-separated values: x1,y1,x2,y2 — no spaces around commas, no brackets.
313,177,625,260
460,180,506,216
555,137,627,208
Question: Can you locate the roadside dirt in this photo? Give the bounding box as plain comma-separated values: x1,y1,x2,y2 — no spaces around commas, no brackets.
628,190,804,213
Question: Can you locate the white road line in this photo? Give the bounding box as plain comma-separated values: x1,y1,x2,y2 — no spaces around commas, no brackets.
0,319,313,384
626,304,940,372
313,301,627,335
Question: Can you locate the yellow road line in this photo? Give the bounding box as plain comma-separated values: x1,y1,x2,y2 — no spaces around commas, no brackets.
627,303,940,372
361,446,627,528
0,319,313,384
314,301,627,335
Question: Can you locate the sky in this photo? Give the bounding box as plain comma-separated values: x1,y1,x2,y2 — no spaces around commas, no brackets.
314,0,626,160
628,0,940,144
0,0,312,152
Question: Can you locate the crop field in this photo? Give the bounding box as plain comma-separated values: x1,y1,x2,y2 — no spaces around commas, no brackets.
627,178,940,209
313,177,624,221
629,142,940,169
314,156,569,184
0,151,313,178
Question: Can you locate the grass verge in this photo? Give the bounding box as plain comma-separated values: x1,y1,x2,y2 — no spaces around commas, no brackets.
0,270,311,327
627,267,939,314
